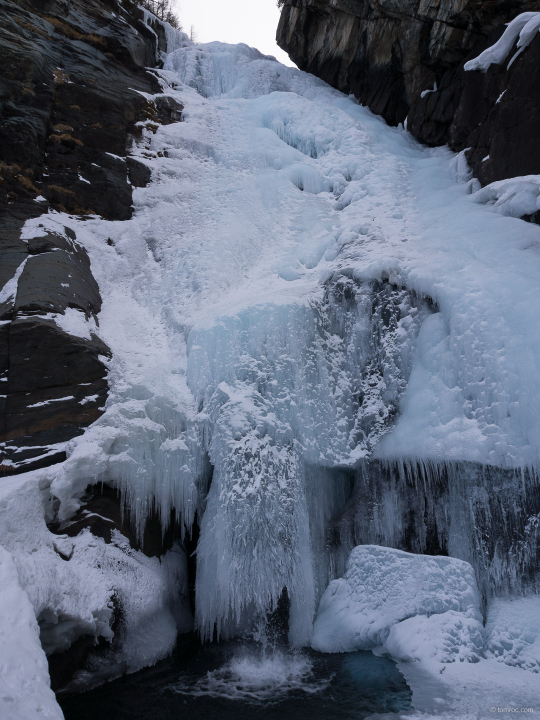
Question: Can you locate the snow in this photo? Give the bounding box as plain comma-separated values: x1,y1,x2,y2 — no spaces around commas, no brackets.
0,258,26,306
464,12,540,72
311,546,481,653
0,471,192,704
0,547,62,720
472,174,540,218
384,609,484,664
420,81,437,99
52,307,99,340
27,397,75,408
485,596,540,672
390,657,540,718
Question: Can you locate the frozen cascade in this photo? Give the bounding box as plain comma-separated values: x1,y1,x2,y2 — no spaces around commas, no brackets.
191,279,431,641
18,34,539,645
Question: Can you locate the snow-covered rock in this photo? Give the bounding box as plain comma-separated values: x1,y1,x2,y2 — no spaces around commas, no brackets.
472,174,540,218
0,471,192,695
464,13,540,72
0,547,62,720
312,545,482,656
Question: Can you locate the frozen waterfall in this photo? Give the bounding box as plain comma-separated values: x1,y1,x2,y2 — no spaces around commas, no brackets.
23,35,540,645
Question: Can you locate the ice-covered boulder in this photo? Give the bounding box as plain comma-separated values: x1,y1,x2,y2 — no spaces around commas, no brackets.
312,545,482,657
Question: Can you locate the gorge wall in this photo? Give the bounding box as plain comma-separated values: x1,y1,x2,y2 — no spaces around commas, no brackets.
0,0,181,472
277,0,540,185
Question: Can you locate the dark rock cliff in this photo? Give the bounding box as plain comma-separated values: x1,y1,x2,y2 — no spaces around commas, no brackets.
408,22,540,185
0,0,181,472
277,0,540,184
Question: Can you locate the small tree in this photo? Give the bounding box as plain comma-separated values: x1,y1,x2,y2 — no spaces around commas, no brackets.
139,0,182,29
166,10,181,29
189,24,198,43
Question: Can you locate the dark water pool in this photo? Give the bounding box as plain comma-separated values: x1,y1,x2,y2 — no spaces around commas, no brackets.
58,635,412,720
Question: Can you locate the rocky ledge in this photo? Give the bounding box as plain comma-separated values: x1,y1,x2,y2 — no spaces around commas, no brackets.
277,0,540,184
0,0,182,472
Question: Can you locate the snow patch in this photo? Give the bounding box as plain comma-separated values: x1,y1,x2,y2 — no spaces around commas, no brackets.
0,258,27,306
53,307,99,340
465,12,540,71
420,81,437,99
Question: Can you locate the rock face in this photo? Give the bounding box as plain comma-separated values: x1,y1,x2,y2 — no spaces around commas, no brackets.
0,0,182,472
409,26,540,185
277,0,540,182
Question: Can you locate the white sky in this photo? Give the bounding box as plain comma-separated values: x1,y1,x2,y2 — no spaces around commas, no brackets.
173,0,295,66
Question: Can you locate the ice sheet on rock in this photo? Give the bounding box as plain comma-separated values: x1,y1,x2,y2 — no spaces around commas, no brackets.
312,546,481,653
464,12,540,72
485,596,540,672
0,546,63,720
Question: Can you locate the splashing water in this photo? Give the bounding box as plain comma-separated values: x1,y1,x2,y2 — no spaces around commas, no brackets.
169,650,331,703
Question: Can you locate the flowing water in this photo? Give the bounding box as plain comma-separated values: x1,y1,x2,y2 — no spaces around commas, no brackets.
57,636,412,720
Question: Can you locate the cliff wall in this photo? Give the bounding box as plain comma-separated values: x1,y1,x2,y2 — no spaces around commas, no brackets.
0,0,180,472
277,0,540,183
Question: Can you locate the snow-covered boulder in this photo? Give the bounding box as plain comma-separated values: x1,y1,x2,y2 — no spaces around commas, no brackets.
0,547,62,720
312,545,482,661
0,471,192,696
485,596,540,672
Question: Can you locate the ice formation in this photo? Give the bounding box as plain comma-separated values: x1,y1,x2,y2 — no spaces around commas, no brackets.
3,12,540,712
464,12,540,71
